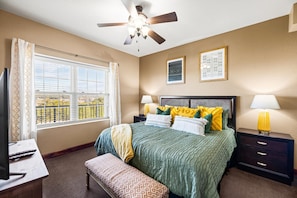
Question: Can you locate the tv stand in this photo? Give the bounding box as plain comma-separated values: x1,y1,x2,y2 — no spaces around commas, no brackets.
0,139,49,198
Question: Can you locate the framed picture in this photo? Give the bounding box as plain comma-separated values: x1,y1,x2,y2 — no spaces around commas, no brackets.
167,57,185,84
199,46,228,82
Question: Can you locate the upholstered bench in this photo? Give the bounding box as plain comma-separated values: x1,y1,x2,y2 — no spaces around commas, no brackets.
85,153,169,198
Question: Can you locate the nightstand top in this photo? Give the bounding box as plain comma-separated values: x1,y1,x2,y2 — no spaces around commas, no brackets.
237,128,294,140
137,114,146,117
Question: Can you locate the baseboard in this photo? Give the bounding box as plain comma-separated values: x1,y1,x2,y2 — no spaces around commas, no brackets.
42,142,95,159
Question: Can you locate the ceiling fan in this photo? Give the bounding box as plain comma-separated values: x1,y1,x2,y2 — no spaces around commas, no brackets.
97,0,178,45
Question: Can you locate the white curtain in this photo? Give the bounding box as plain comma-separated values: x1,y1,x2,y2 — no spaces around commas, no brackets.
109,62,121,126
10,38,36,141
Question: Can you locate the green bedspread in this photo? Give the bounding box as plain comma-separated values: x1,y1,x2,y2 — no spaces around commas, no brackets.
94,122,237,198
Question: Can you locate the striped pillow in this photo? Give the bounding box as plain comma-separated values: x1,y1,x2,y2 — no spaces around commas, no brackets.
171,116,208,136
145,113,172,128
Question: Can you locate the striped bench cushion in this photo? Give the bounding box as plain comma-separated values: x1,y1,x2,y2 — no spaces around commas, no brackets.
85,153,169,198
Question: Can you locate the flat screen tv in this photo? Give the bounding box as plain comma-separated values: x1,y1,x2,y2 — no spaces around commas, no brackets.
0,68,9,180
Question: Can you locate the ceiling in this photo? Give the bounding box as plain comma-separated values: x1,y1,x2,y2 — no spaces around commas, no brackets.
0,0,296,57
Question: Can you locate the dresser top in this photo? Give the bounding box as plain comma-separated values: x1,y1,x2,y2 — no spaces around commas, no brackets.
0,139,49,191
237,128,294,140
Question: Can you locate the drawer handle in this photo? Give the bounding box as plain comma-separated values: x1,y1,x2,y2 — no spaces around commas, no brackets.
257,141,267,146
257,152,267,156
257,162,267,167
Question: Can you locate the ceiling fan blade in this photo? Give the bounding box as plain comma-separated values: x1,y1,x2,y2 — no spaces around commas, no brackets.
148,30,165,44
121,0,138,18
148,12,178,24
124,35,133,45
97,22,127,27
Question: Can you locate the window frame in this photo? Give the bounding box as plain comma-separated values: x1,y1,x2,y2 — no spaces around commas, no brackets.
34,54,109,129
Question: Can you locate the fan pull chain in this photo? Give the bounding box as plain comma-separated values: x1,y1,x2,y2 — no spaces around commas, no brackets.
136,39,140,52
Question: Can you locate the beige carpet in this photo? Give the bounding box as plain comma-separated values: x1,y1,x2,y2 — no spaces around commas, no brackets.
43,146,297,198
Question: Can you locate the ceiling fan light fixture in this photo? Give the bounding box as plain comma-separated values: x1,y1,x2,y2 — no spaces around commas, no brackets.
134,13,147,28
128,25,136,37
97,3,177,45
128,13,149,39
141,25,149,38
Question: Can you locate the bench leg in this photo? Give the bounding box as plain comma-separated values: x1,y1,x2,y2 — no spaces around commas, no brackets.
86,171,90,189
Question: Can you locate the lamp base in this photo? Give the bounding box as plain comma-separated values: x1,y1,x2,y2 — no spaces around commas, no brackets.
257,111,271,133
258,130,270,136
143,104,150,116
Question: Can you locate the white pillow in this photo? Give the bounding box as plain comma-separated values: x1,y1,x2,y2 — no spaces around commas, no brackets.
171,116,208,136
145,113,171,128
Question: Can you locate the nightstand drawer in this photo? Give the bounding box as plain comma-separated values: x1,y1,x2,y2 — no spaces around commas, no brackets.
238,135,287,153
238,146,287,173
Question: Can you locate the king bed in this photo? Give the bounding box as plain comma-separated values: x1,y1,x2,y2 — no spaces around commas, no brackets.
94,96,237,198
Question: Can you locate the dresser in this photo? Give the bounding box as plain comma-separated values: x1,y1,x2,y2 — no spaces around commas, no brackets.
0,139,49,198
236,128,294,185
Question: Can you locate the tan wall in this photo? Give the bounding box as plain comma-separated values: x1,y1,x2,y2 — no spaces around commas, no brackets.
140,16,297,169
0,10,139,155
1,9,297,169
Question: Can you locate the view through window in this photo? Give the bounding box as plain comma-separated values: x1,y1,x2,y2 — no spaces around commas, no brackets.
34,55,109,128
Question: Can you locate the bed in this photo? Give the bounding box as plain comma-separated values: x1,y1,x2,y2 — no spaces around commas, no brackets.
94,96,237,198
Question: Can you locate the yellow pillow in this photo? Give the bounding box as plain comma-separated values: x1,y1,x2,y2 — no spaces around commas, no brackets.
175,107,199,118
169,106,198,122
158,106,199,122
198,106,223,131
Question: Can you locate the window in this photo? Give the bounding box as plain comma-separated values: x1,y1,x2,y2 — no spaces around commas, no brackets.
34,54,109,128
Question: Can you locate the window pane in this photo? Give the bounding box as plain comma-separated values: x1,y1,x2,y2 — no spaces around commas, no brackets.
97,71,105,80
97,82,105,93
77,66,106,93
77,95,105,120
78,67,87,80
44,77,58,91
59,79,71,92
58,66,71,79
44,63,58,78
36,94,71,124
88,69,97,81
34,60,71,92
35,62,43,76
87,82,97,92
35,77,44,91
78,81,87,93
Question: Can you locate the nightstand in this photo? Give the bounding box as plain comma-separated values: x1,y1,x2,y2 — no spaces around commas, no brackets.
236,128,294,185
133,115,146,123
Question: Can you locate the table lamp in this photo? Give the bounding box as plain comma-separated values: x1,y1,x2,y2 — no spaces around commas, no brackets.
141,95,153,116
250,95,280,134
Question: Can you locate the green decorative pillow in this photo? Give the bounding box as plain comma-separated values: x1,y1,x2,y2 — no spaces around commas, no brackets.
193,110,201,118
193,111,212,133
203,114,212,133
156,107,171,115
222,109,229,129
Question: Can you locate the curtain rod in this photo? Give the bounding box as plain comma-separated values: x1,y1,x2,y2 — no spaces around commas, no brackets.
35,44,110,65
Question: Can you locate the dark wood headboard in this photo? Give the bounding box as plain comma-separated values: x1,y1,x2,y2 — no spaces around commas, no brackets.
159,96,237,130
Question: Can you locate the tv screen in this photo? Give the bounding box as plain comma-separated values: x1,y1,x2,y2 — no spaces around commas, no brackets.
0,68,9,180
